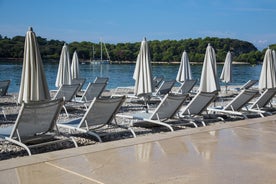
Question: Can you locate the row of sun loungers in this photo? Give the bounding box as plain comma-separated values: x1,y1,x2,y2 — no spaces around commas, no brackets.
1,78,276,156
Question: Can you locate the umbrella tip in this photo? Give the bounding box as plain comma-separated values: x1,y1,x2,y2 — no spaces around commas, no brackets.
28,27,33,31
208,43,211,46
143,37,147,41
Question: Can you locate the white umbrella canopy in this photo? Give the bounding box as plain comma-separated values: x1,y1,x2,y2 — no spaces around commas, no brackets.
17,27,50,104
176,50,192,83
220,51,233,92
259,48,276,90
220,51,233,83
198,43,220,92
133,37,154,97
55,43,72,87
71,50,80,79
272,50,276,70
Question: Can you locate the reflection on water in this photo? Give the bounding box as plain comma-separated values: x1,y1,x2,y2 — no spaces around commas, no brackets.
0,60,261,92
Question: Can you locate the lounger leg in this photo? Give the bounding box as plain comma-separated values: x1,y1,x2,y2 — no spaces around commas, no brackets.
87,131,103,142
70,137,78,147
63,105,69,117
2,109,7,121
190,121,198,127
201,121,206,126
114,123,137,138
6,137,32,156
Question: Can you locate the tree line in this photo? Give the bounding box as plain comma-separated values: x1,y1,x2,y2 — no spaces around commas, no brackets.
0,34,273,64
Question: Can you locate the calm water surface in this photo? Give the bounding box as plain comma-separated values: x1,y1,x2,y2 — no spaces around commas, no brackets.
0,60,261,92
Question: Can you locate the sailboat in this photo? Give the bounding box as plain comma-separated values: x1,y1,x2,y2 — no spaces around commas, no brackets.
90,39,111,64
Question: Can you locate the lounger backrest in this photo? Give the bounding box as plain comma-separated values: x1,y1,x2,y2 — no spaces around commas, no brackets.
153,76,164,88
240,80,258,90
81,82,107,101
71,78,86,92
79,96,125,128
224,89,259,111
156,80,175,95
54,84,80,102
94,77,109,84
177,79,197,94
181,91,217,115
150,93,188,120
250,88,276,109
10,98,64,141
0,80,11,96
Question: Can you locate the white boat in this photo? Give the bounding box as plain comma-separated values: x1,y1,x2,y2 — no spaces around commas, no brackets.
90,39,111,64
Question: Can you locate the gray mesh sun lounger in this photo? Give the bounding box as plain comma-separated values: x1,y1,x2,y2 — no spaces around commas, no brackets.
155,80,176,96
176,79,197,94
235,80,258,91
117,93,189,132
53,84,80,116
0,98,78,155
0,80,11,96
94,77,109,84
58,96,135,142
208,89,260,118
179,91,218,127
73,82,107,108
248,87,276,116
153,76,164,88
71,78,86,92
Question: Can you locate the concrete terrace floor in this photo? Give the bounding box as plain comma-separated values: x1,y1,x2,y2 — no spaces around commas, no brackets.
0,115,276,184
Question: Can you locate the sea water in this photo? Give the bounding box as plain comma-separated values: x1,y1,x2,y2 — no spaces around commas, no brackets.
0,60,261,93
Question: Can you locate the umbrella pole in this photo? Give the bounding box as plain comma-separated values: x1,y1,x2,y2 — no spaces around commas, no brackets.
143,96,150,113
225,82,228,93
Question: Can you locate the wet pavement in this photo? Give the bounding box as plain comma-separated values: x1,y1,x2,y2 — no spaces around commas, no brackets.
0,115,276,183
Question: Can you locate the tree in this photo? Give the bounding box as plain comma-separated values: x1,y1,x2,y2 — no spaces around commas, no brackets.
0,34,264,64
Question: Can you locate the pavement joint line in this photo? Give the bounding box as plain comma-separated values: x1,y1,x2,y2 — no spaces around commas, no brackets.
45,161,104,184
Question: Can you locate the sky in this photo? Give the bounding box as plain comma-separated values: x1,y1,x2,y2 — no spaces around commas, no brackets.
0,0,276,50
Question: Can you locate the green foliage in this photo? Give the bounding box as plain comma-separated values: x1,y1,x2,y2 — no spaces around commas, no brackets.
0,34,264,64
269,44,276,50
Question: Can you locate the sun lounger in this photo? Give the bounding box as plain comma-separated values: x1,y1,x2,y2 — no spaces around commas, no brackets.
120,80,176,106
117,93,189,132
153,80,176,97
73,82,107,108
208,89,260,119
248,88,276,116
58,96,135,142
235,80,258,91
71,78,86,92
53,84,80,116
153,76,164,88
0,98,78,155
176,79,197,94
179,91,218,127
0,80,11,96
94,77,109,84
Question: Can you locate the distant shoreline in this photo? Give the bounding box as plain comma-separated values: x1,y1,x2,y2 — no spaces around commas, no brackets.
0,58,254,65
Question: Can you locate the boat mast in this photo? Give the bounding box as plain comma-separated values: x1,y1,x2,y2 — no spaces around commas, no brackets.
103,42,111,61
100,38,103,61
91,44,95,61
